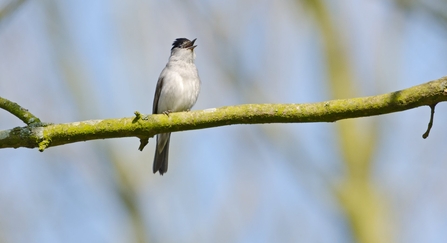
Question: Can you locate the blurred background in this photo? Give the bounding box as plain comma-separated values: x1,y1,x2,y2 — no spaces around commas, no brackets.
1,0,447,242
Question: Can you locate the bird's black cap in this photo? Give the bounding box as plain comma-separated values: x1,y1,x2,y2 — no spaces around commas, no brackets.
171,38,197,50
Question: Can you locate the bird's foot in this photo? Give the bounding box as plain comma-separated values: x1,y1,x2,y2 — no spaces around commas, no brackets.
163,110,172,116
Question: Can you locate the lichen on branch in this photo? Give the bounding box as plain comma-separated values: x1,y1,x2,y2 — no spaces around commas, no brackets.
0,76,446,150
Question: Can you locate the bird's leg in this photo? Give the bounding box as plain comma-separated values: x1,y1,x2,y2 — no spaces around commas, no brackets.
163,110,172,116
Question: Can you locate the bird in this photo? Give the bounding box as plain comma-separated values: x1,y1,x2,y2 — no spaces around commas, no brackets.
149,38,201,175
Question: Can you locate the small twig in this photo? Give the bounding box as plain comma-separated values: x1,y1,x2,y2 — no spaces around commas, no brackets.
134,111,150,151
133,111,142,121
422,104,436,139
0,97,41,124
0,96,41,125
138,138,149,151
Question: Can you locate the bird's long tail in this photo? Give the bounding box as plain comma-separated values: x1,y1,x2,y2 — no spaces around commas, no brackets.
153,133,171,175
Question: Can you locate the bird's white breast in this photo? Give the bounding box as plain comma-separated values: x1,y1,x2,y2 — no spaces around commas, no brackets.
156,61,200,113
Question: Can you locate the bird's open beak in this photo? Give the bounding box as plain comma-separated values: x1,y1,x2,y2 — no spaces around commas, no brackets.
188,38,197,50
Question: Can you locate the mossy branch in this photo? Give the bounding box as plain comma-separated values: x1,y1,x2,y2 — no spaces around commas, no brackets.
0,97,41,125
1,76,447,150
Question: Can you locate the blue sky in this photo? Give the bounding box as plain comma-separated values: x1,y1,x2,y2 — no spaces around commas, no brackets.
1,0,447,242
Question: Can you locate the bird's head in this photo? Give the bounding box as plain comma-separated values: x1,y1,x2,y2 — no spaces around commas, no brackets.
170,38,197,62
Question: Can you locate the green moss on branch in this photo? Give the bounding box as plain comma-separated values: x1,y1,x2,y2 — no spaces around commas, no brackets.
0,97,41,125
0,76,446,150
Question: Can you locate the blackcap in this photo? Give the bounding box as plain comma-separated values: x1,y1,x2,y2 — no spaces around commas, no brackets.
147,38,201,175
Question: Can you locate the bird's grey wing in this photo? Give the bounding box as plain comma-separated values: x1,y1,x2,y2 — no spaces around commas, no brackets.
152,76,164,114
152,74,169,153
139,76,164,152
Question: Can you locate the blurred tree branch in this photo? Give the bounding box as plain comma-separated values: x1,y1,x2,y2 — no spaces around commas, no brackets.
0,0,27,24
304,1,387,242
1,76,446,150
